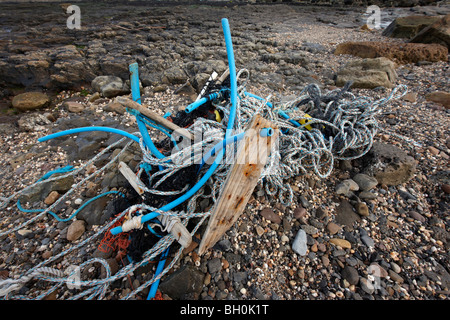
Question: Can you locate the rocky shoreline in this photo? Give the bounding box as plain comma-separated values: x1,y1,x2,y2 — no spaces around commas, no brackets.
0,2,449,301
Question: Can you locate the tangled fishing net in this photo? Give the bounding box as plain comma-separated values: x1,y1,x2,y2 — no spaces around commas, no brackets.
0,20,412,300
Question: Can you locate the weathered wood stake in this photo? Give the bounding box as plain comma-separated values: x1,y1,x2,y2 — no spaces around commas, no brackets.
198,114,279,255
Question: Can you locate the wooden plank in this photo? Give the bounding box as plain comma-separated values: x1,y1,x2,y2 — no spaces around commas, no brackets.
198,114,279,255
115,97,194,141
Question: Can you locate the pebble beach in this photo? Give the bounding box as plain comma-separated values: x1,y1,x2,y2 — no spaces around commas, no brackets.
0,1,449,302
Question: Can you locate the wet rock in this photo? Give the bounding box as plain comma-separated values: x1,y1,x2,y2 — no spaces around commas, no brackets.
341,265,359,285
336,57,397,89
329,238,351,249
17,113,51,131
354,202,369,217
352,173,378,191
12,92,50,112
260,207,281,224
335,200,360,230
91,75,129,98
425,91,450,109
66,220,85,241
326,222,341,235
336,179,359,196
159,265,205,300
292,229,307,256
410,14,450,49
334,41,447,64
361,142,416,186
293,206,307,219
382,15,443,39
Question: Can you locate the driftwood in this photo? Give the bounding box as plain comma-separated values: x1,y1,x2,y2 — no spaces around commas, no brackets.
115,97,194,141
198,114,279,255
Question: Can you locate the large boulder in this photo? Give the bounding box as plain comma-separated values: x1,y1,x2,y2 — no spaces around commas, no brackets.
425,91,450,109
382,15,443,39
410,14,450,49
18,174,75,204
336,57,397,89
12,92,50,112
334,41,448,64
161,66,189,85
359,142,417,186
1,45,96,90
48,45,96,89
91,75,130,98
1,51,52,88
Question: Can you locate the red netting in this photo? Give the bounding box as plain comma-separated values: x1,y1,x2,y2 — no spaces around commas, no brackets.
97,215,130,254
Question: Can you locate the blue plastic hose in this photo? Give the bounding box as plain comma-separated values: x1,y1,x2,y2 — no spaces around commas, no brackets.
199,131,245,169
136,117,166,160
129,62,141,104
185,92,220,114
147,248,169,300
110,148,225,235
260,128,274,137
37,165,75,182
111,18,239,237
186,97,208,114
38,126,141,144
17,191,126,222
222,18,237,138
129,62,166,161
